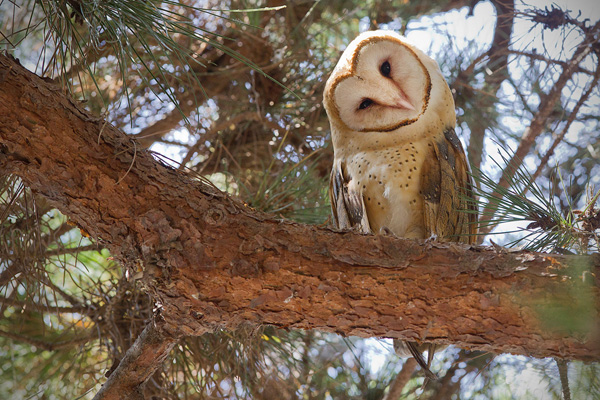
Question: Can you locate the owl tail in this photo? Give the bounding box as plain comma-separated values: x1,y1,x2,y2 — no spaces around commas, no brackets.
393,339,438,381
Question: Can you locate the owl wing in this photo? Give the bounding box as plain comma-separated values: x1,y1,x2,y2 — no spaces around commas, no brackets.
420,127,478,244
329,160,371,232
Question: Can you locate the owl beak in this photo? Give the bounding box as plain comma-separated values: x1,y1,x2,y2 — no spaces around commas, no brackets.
394,96,415,111
392,88,415,111
387,81,415,111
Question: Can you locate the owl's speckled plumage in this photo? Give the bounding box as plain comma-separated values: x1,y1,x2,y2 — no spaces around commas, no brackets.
324,30,477,379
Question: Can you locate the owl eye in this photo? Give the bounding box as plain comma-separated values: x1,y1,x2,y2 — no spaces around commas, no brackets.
358,98,374,110
380,60,391,77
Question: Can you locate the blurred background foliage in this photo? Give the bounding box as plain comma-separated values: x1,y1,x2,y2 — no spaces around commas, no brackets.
1,0,599,398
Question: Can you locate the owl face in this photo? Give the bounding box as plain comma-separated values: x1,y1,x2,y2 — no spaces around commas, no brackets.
324,31,452,138
329,37,431,132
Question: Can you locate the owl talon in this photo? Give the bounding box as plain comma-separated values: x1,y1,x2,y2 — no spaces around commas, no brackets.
425,233,438,242
381,226,394,236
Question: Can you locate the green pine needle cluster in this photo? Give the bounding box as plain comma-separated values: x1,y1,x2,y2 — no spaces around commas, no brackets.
473,150,599,253
0,1,288,113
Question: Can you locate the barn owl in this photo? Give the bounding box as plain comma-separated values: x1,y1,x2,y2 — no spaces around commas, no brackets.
324,30,477,379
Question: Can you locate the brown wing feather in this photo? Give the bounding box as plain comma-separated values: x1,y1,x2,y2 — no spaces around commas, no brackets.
329,161,371,232
420,127,478,244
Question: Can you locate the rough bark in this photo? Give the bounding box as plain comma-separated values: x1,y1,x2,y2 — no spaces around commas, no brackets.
1,52,600,368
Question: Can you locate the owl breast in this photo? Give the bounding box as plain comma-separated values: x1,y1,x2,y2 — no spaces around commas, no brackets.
341,139,429,239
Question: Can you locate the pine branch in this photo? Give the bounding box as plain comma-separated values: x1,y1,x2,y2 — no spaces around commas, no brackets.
0,296,92,314
92,319,183,400
556,358,571,400
478,21,599,237
0,261,21,287
464,0,515,174
530,63,600,184
0,328,92,351
177,111,261,169
508,50,595,76
44,243,100,256
382,358,417,400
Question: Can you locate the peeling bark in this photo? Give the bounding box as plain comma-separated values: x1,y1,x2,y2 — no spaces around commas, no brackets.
1,53,600,367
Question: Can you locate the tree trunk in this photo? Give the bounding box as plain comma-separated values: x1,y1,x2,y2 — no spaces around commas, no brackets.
1,54,599,364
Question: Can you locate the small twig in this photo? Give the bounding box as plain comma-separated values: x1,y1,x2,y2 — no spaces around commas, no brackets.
115,140,137,185
45,243,100,257
508,49,594,75
0,262,22,287
38,275,86,308
529,63,600,184
0,296,92,314
177,111,260,170
97,117,109,145
0,327,92,351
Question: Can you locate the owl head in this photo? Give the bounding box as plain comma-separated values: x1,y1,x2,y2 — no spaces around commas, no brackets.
324,31,455,148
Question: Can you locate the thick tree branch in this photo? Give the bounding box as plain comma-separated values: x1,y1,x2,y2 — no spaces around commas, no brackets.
1,51,600,375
